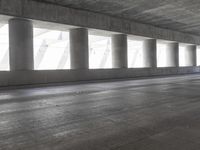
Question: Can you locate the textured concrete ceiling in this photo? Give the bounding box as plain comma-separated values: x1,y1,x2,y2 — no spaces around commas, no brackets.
33,0,200,35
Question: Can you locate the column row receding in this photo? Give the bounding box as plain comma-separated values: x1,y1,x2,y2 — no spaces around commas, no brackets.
8,18,198,71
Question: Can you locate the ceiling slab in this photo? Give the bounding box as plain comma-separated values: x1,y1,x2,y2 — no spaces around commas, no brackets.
33,0,200,35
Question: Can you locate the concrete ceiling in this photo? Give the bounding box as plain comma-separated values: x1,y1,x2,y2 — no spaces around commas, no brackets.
33,0,200,35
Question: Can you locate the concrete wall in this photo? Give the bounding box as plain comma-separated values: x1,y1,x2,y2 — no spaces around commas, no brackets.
0,67,199,87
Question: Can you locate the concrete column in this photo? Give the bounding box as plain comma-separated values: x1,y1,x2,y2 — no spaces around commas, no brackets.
166,42,179,67
112,34,127,68
185,45,197,66
143,39,157,68
69,28,88,69
9,18,34,71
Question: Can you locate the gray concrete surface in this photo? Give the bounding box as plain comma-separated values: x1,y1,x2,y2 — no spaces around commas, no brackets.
0,67,198,87
143,39,157,68
112,34,127,68
185,45,197,67
166,42,179,67
35,0,200,36
1,74,200,150
9,18,34,71
1,0,200,45
70,28,89,69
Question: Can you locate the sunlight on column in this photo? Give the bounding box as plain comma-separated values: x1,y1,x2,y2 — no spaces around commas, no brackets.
34,28,70,70
179,45,187,66
197,46,200,66
157,42,167,67
89,35,112,69
128,39,143,68
0,24,9,71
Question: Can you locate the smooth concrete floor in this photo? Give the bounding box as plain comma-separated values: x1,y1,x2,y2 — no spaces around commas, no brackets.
1,74,200,150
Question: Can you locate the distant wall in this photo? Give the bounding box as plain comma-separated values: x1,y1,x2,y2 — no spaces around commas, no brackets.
0,67,199,87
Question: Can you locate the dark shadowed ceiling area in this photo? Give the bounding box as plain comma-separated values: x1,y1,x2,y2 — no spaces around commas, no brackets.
33,0,200,35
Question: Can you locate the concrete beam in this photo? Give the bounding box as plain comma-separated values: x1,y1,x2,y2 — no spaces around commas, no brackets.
0,0,200,44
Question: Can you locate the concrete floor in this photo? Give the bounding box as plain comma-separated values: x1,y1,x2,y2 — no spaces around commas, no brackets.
1,75,200,150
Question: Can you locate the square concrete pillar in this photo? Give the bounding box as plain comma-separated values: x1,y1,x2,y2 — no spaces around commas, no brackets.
166,42,179,67
69,28,89,69
143,39,157,68
185,45,197,66
112,34,127,68
9,18,34,71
